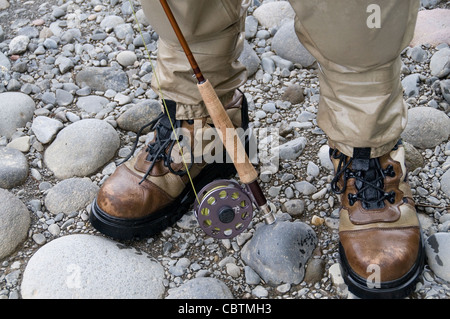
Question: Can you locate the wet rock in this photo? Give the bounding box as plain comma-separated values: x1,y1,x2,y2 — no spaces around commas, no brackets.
241,220,317,285
425,233,450,282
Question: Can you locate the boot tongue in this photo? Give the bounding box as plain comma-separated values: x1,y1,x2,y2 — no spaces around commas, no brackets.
145,99,178,161
155,100,177,138
352,147,386,210
352,147,370,171
354,158,385,210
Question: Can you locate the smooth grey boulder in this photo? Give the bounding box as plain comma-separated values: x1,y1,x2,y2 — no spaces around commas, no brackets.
241,220,317,286
0,147,28,189
166,277,234,299
0,92,35,139
21,234,166,299
44,119,120,179
0,188,30,260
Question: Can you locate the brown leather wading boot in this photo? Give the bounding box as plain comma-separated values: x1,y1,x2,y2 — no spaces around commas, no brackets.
90,90,250,240
330,140,425,299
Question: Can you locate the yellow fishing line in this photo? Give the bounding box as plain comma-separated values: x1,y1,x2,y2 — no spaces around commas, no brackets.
128,0,200,205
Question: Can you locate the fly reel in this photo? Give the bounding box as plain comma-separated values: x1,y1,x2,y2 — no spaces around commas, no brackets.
194,179,254,239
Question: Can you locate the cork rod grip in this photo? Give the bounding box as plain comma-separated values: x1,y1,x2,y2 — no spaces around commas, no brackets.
197,80,258,185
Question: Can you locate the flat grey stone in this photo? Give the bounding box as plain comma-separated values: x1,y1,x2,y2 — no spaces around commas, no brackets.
294,180,317,195
76,95,109,114
401,107,450,149
75,67,128,92
44,178,99,215
440,169,450,199
0,188,30,260
8,35,29,55
272,136,307,160
0,51,10,70
116,99,161,133
44,119,120,179
0,147,28,189
238,41,261,77
31,116,63,144
253,2,295,29
430,47,450,78
425,233,450,282
402,74,421,98
166,277,234,299
241,220,317,286
0,92,35,139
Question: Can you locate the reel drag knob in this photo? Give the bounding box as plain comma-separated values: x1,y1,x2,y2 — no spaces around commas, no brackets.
194,180,253,239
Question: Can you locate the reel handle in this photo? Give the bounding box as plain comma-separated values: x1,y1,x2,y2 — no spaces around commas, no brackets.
197,80,258,185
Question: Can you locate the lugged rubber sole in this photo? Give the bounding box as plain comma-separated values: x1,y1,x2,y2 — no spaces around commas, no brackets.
338,236,425,299
90,161,238,240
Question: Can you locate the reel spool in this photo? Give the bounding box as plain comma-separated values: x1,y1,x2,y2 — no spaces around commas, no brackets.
194,179,254,239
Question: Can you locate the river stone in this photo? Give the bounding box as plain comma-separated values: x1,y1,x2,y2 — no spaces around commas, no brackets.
44,119,120,179
425,233,450,282
0,51,10,70
116,50,137,67
430,47,450,78
75,67,129,92
441,169,450,199
0,92,35,139
401,107,450,149
410,9,450,47
166,277,234,299
44,178,99,215
76,95,109,114
238,40,261,77
272,20,316,68
100,15,125,32
116,99,161,133
272,136,307,160
0,147,28,189
9,35,29,55
0,188,30,260
20,234,165,299
31,116,63,144
241,220,317,286
253,1,295,29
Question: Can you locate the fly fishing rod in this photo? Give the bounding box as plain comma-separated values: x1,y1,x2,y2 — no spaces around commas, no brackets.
159,0,276,238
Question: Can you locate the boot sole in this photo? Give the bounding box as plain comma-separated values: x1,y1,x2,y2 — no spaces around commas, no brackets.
90,161,238,240
338,235,425,299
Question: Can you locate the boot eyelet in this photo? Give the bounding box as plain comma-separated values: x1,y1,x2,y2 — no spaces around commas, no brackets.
348,193,357,206
383,165,395,177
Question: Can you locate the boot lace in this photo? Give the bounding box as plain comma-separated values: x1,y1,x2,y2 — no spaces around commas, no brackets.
121,111,193,184
330,149,396,210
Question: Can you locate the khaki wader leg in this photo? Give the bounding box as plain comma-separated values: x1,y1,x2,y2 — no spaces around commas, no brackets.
288,0,420,158
140,0,250,120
